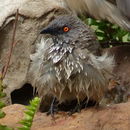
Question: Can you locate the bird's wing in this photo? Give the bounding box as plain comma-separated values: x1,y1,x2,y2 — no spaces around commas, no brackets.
64,0,130,31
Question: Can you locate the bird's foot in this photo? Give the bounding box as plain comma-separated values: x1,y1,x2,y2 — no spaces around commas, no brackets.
68,103,81,115
47,97,58,117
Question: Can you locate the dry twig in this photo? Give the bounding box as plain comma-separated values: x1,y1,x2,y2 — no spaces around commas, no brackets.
1,9,19,80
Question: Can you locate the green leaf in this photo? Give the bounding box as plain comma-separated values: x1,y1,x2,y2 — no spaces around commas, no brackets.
0,111,6,118
25,106,35,112
0,125,13,130
24,111,34,117
17,125,30,130
0,93,6,98
96,32,105,37
19,120,32,127
24,115,33,122
0,102,6,109
18,97,40,130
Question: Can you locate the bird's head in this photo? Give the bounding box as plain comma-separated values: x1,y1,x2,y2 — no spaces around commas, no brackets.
40,15,95,43
40,15,100,55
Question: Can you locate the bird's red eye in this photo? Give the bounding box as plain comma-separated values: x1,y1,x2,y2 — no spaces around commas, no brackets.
63,26,70,32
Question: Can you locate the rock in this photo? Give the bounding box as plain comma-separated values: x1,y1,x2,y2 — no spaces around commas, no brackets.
0,0,69,104
108,45,130,87
100,45,130,105
0,104,25,128
0,102,130,130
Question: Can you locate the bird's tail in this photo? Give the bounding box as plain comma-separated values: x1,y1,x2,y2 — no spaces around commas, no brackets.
65,0,130,31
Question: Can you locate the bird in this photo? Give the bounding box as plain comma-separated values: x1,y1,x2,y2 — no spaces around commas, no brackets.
64,0,130,31
30,14,114,114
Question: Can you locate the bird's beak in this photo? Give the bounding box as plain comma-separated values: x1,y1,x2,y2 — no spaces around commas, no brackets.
40,27,52,34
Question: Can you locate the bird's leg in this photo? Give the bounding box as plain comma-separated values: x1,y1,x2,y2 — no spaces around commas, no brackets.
47,97,58,117
68,103,82,115
84,98,98,109
68,98,82,115
84,98,89,108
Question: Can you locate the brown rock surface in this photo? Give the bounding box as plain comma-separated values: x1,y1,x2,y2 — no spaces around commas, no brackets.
108,45,130,87
0,103,130,130
0,0,69,104
1,0,130,107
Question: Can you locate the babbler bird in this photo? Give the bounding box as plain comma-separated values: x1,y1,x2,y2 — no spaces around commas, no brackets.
30,15,114,113
65,0,130,31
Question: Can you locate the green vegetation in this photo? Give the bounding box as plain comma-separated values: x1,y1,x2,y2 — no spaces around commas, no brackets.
0,77,13,130
0,79,40,130
80,16,130,42
18,97,40,130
